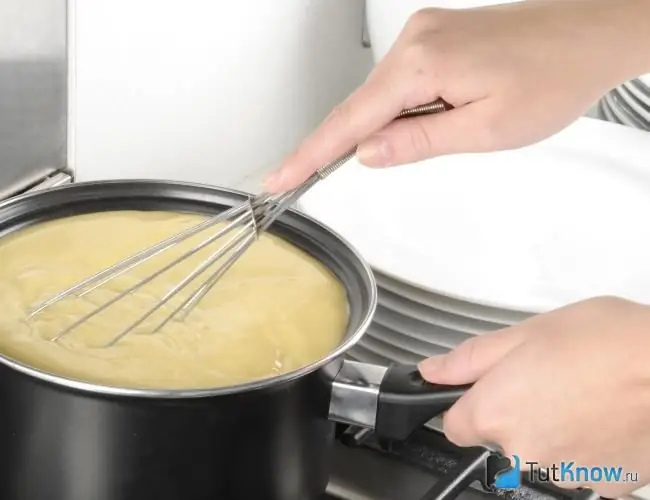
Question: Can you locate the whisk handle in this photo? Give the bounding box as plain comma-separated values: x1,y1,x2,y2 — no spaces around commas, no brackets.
315,98,452,180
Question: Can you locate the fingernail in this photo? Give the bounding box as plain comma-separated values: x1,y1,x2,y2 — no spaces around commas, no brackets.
263,170,284,192
357,138,392,167
418,355,445,376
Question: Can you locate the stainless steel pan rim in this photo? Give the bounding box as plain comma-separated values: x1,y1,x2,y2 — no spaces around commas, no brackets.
0,179,378,399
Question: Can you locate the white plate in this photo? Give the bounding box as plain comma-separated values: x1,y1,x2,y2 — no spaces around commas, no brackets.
619,84,650,119
347,344,390,366
604,94,643,130
375,269,529,324
605,97,632,126
370,315,460,354
360,334,423,365
378,288,504,334
300,117,650,313
599,99,620,124
625,80,650,109
608,90,650,130
595,100,609,121
373,306,476,348
640,74,650,87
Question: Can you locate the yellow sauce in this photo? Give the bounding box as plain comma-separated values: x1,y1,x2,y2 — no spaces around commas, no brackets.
0,210,349,389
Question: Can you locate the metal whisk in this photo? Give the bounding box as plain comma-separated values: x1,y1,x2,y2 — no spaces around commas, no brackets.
28,99,450,347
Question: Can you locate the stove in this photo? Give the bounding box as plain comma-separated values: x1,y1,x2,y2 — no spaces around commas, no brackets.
324,422,602,500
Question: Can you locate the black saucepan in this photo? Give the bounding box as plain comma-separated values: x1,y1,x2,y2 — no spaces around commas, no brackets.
0,180,470,500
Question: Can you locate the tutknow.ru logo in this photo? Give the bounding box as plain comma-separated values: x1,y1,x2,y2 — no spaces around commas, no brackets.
490,455,640,489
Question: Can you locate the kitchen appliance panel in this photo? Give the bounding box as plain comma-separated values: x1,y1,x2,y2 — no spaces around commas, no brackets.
0,0,68,199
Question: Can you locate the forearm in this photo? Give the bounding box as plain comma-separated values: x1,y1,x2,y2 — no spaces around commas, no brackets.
550,0,650,85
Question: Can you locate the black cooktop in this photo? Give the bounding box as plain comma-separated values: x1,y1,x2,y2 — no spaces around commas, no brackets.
325,424,602,500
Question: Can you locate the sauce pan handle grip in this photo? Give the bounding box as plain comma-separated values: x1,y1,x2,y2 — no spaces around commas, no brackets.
328,359,471,441
375,363,472,441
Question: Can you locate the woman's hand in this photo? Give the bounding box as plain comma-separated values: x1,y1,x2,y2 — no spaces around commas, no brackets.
264,0,650,193
419,296,650,497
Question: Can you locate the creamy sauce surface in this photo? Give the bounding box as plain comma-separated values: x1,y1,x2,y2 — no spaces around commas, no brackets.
0,211,349,389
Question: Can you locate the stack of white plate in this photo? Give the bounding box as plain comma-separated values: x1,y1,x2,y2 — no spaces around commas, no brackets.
346,269,531,364
599,75,650,131
297,116,650,366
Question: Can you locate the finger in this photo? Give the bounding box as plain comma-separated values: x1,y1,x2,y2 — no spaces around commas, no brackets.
263,75,407,192
263,61,430,193
441,388,485,447
441,382,514,449
418,325,528,385
356,100,498,167
444,391,533,456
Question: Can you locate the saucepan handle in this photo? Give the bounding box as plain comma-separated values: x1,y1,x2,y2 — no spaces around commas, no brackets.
328,359,472,441
376,363,471,440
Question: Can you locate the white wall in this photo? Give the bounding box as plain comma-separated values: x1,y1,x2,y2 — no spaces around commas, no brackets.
0,0,66,60
69,0,374,190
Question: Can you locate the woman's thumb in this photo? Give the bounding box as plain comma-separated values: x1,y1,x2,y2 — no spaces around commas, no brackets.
418,325,527,385
357,101,495,167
